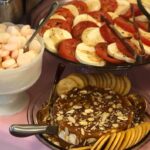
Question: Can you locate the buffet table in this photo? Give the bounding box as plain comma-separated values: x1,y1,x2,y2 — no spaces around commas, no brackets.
0,51,150,150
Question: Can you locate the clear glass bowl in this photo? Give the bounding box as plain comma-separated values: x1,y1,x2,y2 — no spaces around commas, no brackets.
27,83,150,150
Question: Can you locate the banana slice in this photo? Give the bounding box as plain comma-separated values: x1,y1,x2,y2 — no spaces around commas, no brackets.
62,4,79,16
107,43,135,63
108,12,119,20
81,27,106,47
75,43,106,66
122,76,131,95
115,131,126,150
114,24,132,38
67,74,85,89
130,37,150,55
50,14,66,20
115,0,130,15
130,15,148,22
56,78,78,95
73,14,101,27
104,133,117,150
109,132,122,150
43,27,72,53
85,0,101,12
96,134,110,150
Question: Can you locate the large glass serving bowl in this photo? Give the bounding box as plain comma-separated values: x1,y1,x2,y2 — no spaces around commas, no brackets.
27,82,150,150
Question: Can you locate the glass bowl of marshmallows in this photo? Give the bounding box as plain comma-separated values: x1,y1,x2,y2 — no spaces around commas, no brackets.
0,22,45,116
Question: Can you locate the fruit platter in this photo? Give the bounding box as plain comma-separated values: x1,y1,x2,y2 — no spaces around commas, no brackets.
38,0,150,70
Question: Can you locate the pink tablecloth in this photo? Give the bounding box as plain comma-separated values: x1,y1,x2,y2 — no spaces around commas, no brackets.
0,52,150,150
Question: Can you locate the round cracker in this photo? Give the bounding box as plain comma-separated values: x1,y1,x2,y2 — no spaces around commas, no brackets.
101,73,108,88
56,78,78,95
107,72,116,90
77,73,89,87
115,131,126,150
67,74,85,89
139,123,148,142
126,128,135,149
118,76,125,95
134,125,143,145
96,134,110,150
104,132,116,150
119,128,132,150
130,126,139,147
113,76,121,94
85,74,97,87
109,132,122,150
93,74,100,88
91,134,106,150
122,76,131,95
97,73,103,88
104,72,112,89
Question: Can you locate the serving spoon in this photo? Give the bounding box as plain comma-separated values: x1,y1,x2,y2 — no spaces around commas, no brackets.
24,1,59,52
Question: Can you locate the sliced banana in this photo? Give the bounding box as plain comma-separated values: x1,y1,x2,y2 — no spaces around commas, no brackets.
56,78,78,95
73,14,101,27
130,37,150,55
107,43,135,63
50,14,66,20
84,0,101,12
130,15,148,22
75,43,106,66
114,24,133,38
108,12,119,20
115,0,130,15
43,27,72,53
81,27,106,46
62,4,79,16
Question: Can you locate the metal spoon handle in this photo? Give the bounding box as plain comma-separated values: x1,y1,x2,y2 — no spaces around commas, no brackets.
24,1,59,51
9,124,48,137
